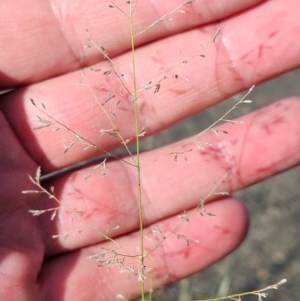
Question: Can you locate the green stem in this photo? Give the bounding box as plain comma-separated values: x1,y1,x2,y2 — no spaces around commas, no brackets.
129,1,145,299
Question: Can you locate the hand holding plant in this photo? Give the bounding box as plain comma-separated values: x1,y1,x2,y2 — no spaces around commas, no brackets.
0,0,300,300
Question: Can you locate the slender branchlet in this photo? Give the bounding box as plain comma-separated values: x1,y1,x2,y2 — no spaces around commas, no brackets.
194,279,287,301
147,86,255,167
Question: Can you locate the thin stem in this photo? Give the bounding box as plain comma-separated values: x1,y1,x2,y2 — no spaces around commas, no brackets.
80,70,135,160
146,86,255,166
30,99,135,168
129,0,145,299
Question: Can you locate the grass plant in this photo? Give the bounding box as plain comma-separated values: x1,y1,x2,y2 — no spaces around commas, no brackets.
22,1,286,300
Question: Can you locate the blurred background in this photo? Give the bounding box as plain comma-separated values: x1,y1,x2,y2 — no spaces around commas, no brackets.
140,68,300,301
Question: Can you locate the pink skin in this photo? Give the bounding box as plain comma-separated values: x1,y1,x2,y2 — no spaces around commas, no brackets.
0,0,300,300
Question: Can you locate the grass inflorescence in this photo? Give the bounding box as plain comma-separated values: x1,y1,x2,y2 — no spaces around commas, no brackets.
23,1,286,300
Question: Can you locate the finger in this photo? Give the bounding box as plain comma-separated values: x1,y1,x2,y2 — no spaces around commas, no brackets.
0,112,44,300
36,98,300,255
39,198,248,301
0,0,261,87
1,0,299,170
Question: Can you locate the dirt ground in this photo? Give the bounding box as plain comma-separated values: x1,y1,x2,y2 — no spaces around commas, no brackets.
140,68,300,301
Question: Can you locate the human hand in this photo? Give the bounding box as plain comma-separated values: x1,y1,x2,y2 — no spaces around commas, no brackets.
0,0,300,300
